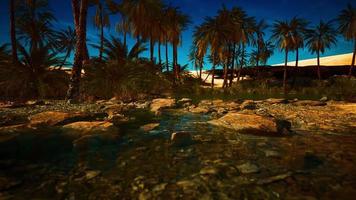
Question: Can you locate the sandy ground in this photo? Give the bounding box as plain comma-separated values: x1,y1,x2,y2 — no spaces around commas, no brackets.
274,52,354,66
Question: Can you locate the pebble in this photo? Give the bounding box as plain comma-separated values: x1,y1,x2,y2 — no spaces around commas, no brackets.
236,162,260,174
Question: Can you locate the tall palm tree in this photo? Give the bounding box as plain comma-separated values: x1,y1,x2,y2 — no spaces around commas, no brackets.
165,6,189,81
271,20,295,94
250,41,274,66
9,0,19,64
252,20,268,67
305,20,337,79
57,26,76,69
338,4,356,77
67,0,89,102
289,17,308,68
91,0,110,61
194,16,230,88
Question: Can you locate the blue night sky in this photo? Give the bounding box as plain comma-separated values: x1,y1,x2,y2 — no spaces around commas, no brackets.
0,0,355,69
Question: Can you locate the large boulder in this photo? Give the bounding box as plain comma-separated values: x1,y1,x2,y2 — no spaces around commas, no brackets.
150,98,176,113
29,111,90,127
208,113,291,135
62,121,119,136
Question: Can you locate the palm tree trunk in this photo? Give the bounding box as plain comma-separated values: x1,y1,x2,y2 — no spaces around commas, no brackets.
10,0,19,64
59,50,71,69
199,62,202,81
295,48,299,67
317,50,321,80
67,0,88,102
158,40,162,66
123,31,127,50
229,43,236,86
136,35,140,58
150,36,154,62
99,3,104,61
237,44,245,81
173,43,178,80
223,62,228,88
165,39,169,72
349,40,356,77
211,64,215,89
283,49,289,95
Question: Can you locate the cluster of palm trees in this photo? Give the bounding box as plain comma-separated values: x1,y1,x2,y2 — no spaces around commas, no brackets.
192,4,356,92
3,0,356,100
66,0,190,101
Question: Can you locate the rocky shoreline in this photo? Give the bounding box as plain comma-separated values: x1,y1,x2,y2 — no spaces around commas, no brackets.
0,97,356,199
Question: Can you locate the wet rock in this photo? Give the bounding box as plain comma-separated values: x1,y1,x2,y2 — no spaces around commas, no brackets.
265,98,288,104
0,176,22,191
257,172,292,185
236,162,260,174
188,106,210,114
140,123,160,132
85,170,101,180
240,100,257,110
293,100,327,106
150,98,176,114
104,104,131,117
63,121,119,136
25,100,45,106
171,131,193,147
0,124,28,133
263,150,281,158
177,98,193,107
176,180,197,190
209,113,291,135
29,111,90,127
152,183,167,193
0,114,28,127
320,96,328,102
73,133,120,151
108,114,129,125
199,167,219,176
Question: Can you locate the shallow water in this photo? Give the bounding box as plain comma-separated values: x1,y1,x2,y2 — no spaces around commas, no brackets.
1,110,356,199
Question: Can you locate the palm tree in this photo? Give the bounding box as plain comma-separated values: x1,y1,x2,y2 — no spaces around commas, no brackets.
271,20,295,94
67,0,89,102
91,0,110,61
305,20,337,79
338,4,356,77
165,6,189,81
57,26,76,69
92,36,147,61
250,41,274,66
9,0,19,64
290,17,308,67
194,16,230,88
252,20,268,67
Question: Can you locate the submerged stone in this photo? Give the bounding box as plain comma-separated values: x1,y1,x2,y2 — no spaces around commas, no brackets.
170,131,193,147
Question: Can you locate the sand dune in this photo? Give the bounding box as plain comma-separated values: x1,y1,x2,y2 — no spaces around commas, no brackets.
274,53,354,66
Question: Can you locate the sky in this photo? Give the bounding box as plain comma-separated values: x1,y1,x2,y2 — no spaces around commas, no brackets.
0,0,355,69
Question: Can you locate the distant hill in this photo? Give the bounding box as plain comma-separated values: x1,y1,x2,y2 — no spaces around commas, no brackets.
273,53,354,66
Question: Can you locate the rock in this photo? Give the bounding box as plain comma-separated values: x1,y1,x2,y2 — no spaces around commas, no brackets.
236,162,260,174
29,111,90,127
140,123,160,132
25,100,45,106
240,100,257,110
73,133,120,151
208,113,291,135
256,172,292,185
170,131,193,147
265,98,288,104
177,98,193,107
108,114,129,125
320,96,328,102
150,98,176,113
0,176,22,191
293,100,327,106
0,114,28,127
0,124,28,133
264,150,281,158
85,170,101,180
63,121,119,136
199,167,219,176
104,104,128,117
152,183,167,193
188,106,210,114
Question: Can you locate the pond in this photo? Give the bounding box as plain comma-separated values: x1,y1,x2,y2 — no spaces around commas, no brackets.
0,109,355,199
